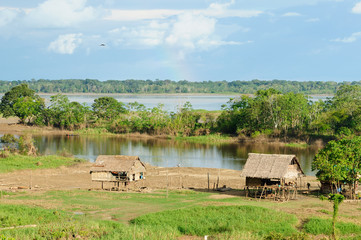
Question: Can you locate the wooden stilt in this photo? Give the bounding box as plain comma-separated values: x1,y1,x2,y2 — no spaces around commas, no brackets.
207,172,210,191
259,183,267,201
216,176,219,190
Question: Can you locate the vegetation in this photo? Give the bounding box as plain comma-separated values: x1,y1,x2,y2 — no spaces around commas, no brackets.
0,154,84,173
131,205,298,237
3,83,361,141
0,79,358,94
312,137,361,199
0,83,44,123
0,134,37,156
304,217,361,236
0,189,359,239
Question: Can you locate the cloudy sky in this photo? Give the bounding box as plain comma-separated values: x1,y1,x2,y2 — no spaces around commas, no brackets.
0,0,361,82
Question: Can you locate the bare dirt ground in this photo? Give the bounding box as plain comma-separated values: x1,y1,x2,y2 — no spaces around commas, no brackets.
0,161,319,193
0,162,246,192
0,117,68,135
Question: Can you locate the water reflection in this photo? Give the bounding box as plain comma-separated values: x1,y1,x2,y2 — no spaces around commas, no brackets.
32,135,320,175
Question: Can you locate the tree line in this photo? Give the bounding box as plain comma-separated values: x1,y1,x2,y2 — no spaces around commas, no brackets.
0,79,360,94
1,83,361,139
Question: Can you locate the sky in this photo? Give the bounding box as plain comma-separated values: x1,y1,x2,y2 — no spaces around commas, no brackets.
0,0,361,82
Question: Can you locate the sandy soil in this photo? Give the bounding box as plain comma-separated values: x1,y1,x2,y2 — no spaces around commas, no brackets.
0,161,320,193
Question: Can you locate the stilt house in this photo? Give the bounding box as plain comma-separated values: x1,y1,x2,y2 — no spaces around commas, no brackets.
90,155,146,183
241,153,304,187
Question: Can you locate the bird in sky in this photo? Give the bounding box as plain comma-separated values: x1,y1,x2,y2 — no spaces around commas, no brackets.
99,43,106,46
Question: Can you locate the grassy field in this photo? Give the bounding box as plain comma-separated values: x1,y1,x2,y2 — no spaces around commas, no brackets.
0,189,360,239
0,154,85,173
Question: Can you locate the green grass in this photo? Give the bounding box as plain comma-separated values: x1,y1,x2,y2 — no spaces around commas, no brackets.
131,205,298,237
175,134,236,144
317,209,331,215
304,217,361,237
75,127,114,135
0,154,85,173
284,143,309,148
0,189,360,239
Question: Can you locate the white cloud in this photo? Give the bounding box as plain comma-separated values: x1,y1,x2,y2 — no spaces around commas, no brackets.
282,12,302,17
165,13,217,50
352,2,361,14
0,7,19,27
109,21,168,48
26,0,97,28
306,18,320,22
104,0,262,21
48,33,83,54
104,8,262,21
331,32,361,43
104,9,182,21
105,1,251,55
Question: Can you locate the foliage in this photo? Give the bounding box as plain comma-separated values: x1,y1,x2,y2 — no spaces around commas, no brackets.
0,79,354,94
312,137,361,198
4,83,361,140
92,96,127,120
44,94,91,130
0,84,44,123
0,134,18,152
217,89,310,136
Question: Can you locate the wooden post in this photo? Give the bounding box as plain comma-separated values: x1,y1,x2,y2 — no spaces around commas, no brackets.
216,176,219,190
207,172,210,191
259,183,267,201
101,182,103,190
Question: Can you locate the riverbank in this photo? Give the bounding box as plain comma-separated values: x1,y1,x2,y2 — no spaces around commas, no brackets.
0,118,327,147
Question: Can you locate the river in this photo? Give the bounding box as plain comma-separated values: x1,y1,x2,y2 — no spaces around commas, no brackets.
36,94,332,111
32,135,321,176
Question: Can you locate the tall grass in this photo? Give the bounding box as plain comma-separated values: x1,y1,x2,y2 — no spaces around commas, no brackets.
304,217,361,236
175,134,236,144
131,205,298,237
0,154,84,173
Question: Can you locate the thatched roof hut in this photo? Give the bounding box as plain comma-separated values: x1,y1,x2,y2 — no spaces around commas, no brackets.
90,155,146,183
241,153,304,186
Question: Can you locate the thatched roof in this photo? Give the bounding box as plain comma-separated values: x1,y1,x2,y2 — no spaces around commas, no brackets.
240,153,304,179
90,155,146,172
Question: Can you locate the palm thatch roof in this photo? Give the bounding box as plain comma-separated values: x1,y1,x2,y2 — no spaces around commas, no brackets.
90,155,146,172
240,153,304,179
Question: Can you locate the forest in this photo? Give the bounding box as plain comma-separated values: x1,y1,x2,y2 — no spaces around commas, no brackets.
0,79,360,94
1,83,360,141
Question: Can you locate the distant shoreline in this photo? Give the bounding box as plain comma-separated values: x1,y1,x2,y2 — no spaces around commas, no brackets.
0,92,334,97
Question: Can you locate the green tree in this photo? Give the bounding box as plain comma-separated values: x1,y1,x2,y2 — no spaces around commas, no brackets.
92,97,127,120
312,137,361,199
45,94,90,130
0,84,41,119
13,96,45,124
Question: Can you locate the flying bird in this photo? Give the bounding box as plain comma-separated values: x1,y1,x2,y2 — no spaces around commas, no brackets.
99,43,106,46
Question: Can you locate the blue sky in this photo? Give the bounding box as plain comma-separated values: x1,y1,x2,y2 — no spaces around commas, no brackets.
0,0,361,82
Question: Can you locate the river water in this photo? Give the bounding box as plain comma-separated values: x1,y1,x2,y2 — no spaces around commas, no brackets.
32,135,321,176
0,94,325,175
37,94,332,111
